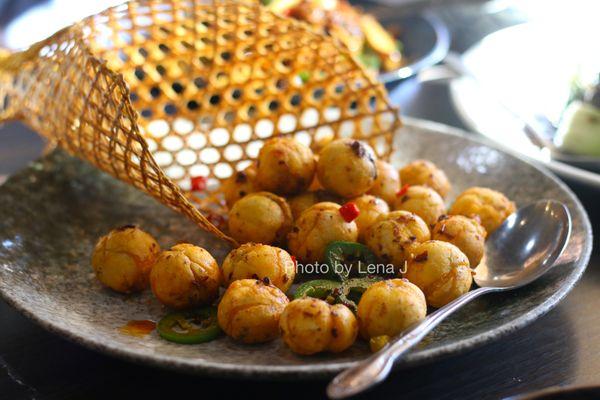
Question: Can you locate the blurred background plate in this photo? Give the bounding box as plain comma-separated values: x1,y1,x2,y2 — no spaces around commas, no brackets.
506,385,600,400
449,14,600,184
375,10,450,82
0,0,450,83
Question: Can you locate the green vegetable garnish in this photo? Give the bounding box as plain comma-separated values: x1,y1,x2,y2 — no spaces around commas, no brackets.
358,44,381,71
324,241,379,281
293,276,383,312
157,306,221,344
298,71,310,83
294,279,340,300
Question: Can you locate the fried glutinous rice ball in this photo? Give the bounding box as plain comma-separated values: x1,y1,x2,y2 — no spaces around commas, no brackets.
364,210,430,269
279,298,358,355
91,225,160,293
317,139,378,198
404,240,473,308
217,279,289,344
449,187,516,234
287,202,359,262
222,165,257,208
287,190,340,219
368,160,400,205
228,192,293,245
255,137,316,195
432,215,486,267
357,279,427,339
351,194,390,242
222,243,296,293
399,159,451,198
394,185,446,227
150,243,221,309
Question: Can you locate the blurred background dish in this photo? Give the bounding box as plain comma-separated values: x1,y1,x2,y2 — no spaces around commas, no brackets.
506,385,600,400
0,0,449,83
260,0,449,82
449,13,600,180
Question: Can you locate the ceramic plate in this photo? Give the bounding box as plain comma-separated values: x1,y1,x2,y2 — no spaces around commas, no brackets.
0,118,592,378
449,21,600,187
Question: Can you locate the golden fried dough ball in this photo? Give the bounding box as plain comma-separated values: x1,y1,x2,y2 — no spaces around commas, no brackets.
222,165,257,208
317,139,378,198
400,160,451,198
217,279,289,343
404,241,472,308
287,190,340,219
150,244,221,309
394,185,446,227
91,225,160,293
279,298,358,355
368,160,400,205
357,279,427,339
222,243,296,292
432,215,486,267
364,211,430,269
255,137,316,195
287,202,358,262
351,194,390,242
228,192,293,245
449,187,516,234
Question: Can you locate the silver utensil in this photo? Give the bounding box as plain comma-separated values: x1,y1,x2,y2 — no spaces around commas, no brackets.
327,200,571,399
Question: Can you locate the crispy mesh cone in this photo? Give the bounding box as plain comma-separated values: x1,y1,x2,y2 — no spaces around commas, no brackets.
0,0,401,246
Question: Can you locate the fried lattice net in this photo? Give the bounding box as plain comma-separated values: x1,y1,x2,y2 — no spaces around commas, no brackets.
0,0,401,246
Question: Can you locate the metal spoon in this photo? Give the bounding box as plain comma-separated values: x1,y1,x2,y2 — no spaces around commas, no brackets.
327,200,571,399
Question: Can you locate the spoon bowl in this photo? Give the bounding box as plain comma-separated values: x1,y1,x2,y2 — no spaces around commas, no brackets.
475,200,571,289
327,200,572,399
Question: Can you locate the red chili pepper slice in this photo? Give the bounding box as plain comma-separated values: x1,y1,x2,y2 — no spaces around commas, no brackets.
190,176,207,191
339,202,360,223
396,183,411,197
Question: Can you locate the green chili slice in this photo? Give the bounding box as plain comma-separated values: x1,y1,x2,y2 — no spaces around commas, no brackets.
341,276,384,306
157,306,221,344
294,279,340,300
324,241,379,281
293,276,384,312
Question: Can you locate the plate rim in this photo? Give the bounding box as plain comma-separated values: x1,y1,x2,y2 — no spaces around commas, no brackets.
0,117,593,378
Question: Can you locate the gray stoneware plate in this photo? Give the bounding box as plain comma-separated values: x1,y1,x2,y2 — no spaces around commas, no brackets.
0,118,592,379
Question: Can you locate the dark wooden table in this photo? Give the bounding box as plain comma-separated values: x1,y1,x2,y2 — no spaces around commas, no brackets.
0,2,598,399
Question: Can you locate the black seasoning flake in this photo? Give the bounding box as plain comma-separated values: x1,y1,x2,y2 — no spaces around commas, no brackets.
251,273,259,280
438,214,449,222
414,251,428,262
350,140,365,158
262,276,270,285
235,171,247,183
116,224,137,231
331,328,338,338
409,236,416,241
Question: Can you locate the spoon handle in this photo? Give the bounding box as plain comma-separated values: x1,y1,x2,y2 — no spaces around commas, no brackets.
327,286,497,399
